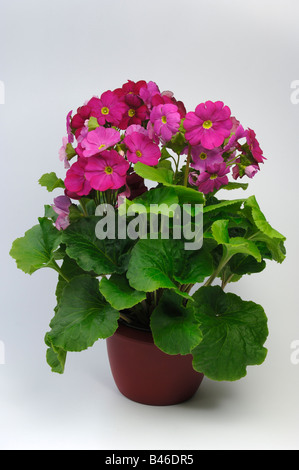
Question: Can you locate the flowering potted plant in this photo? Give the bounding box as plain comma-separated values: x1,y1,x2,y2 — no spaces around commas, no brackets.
10,80,286,405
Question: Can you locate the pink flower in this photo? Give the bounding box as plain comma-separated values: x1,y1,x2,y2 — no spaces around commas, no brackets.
223,124,246,152
52,195,71,230
232,162,260,180
114,80,147,108
118,104,148,130
124,132,161,166
84,150,129,191
66,110,74,143
139,81,160,109
194,162,230,194
152,91,187,119
184,144,224,172
59,136,71,169
80,126,120,158
64,158,92,197
184,101,232,149
87,91,128,126
245,164,259,178
150,103,181,142
246,128,266,163
125,124,148,137
71,105,92,138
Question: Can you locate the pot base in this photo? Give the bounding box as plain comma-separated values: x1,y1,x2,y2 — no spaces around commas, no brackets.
106,323,204,406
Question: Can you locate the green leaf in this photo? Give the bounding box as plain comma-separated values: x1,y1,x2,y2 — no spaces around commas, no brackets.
10,218,61,274
150,291,202,355
88,116,100,131
253,233,286,264
38,172,65,192
62,216,133,275
55,255,88,305
169,185,205,205
46,275,119,352
133,162,205,205
165,131,186,155
211,219,230,244
45,333,67,374
99,274,146,310
228,254,266,276
244,196,285,240
204,199,245,214
134,162,174,185
211,220,261,262
219,182,248,191
191,286,268,381
127,239,214,297
121,186,179,216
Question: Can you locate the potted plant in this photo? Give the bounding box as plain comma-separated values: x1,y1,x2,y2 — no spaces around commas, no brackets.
10,80,286,406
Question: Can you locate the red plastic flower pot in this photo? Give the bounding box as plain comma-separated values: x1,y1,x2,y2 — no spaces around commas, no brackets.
106,323,204,406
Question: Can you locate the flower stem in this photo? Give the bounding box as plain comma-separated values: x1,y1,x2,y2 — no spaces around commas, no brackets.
204,251,232,287
49,260,70,283
183,144,192,187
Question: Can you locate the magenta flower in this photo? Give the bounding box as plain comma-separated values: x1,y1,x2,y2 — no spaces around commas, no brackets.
84,150,130,191
194,162,230,194
87,91,128,126
246,129,266,163
150,103,181,142
64,158,92,197
80,126,120,158
52,195,71,231
185,144,224,172
184,101,232,149
124,131,161,166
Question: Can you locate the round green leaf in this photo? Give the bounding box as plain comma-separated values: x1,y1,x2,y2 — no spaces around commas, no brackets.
47,274,119,352
150,291,202,355
191,286,268,381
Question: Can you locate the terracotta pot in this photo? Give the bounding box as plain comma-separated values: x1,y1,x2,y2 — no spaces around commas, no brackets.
106,323,204,406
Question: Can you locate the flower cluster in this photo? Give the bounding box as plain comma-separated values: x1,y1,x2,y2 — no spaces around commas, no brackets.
57,80,265,229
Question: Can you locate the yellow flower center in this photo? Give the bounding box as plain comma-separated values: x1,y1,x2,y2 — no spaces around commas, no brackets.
98,144,106,150
105,166,113,175
101,107,109,115
161,115,167,124
136,150,142,158
199,152,207,160
203,120,213,129
210,173,218,180
128,109,136,117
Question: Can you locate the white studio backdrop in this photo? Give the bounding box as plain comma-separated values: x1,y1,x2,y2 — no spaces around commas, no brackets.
0,0,299,450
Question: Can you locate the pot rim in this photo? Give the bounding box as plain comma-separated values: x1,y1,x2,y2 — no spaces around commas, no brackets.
113,320,154,344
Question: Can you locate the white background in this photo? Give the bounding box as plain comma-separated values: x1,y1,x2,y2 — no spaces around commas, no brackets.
1,0,299,450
